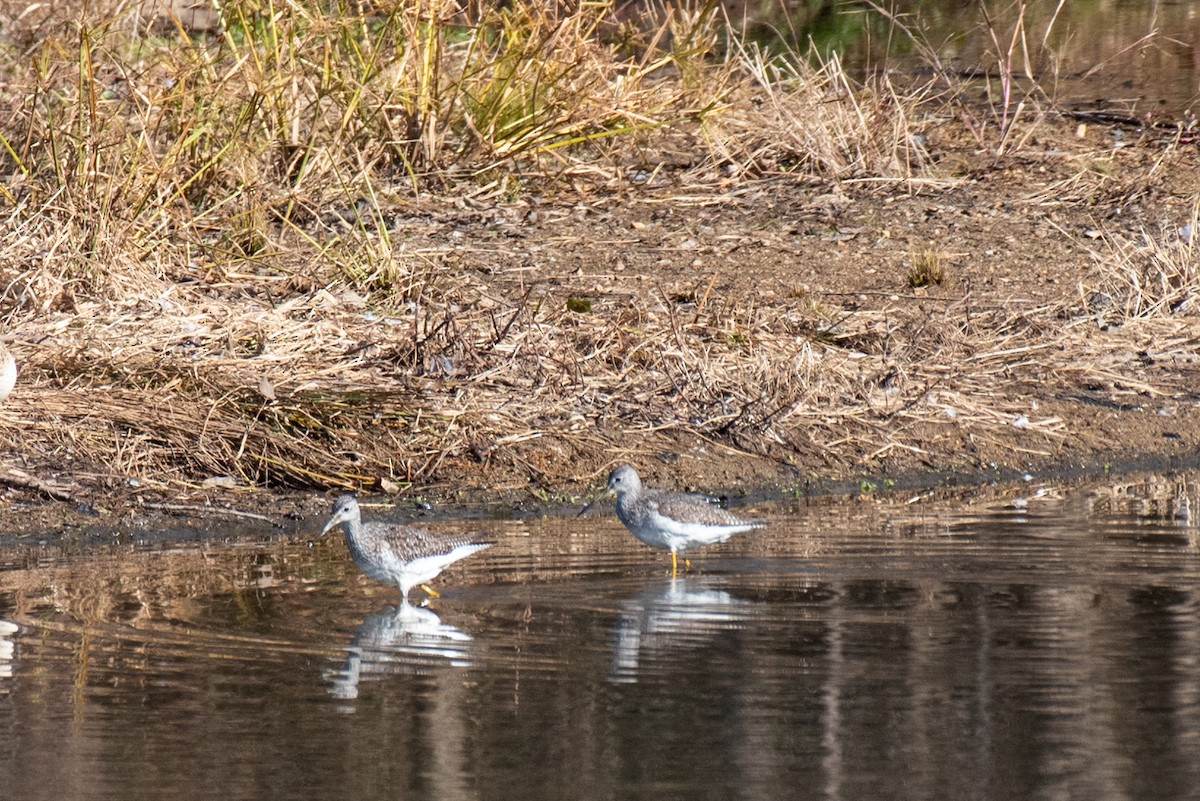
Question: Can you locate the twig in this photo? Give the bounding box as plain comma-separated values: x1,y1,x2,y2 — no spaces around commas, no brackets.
0,468,80,503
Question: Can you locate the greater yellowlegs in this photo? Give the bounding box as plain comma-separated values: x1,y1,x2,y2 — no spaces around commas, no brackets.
320,494,493,603
584,464,765,573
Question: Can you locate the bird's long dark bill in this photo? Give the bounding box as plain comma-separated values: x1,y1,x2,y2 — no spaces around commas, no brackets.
576,490,612,518
317,520,337,539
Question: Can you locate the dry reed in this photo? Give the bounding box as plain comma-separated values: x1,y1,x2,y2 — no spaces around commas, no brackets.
0,0,1187,496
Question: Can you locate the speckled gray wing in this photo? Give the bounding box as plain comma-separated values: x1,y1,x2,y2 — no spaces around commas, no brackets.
651,491,762,527
364,522,492,563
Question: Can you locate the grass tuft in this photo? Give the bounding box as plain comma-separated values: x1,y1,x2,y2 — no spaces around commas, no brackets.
906,247,946,288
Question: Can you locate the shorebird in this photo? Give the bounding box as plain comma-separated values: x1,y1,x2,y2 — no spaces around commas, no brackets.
319,494,493,603
582,464,765,574
0,342,16,402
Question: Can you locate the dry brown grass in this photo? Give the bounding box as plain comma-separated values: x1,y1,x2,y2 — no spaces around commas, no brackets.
710,44,932,179
3,208,1184,493
1081,207,1200,319
0,0,1190,497
0,0,951,491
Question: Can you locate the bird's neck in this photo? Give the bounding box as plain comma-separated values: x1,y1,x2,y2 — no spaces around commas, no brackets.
342,518,363,542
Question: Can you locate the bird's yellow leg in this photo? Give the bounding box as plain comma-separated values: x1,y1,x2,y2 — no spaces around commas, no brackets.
683,556,693,570
670,552,678,576
420,583,441,599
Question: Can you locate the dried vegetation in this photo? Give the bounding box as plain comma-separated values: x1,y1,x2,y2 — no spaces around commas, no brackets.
0,0,1197,499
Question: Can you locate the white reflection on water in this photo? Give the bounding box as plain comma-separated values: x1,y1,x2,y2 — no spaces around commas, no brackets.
0,619,15,682
610,576,755,683
328,602,477,701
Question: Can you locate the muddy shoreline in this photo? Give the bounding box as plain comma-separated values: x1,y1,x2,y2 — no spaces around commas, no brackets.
8,437,1200,541
4,115,1200,533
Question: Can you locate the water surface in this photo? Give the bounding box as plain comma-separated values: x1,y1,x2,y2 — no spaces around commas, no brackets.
3,475,1200,800
744,0,1200,117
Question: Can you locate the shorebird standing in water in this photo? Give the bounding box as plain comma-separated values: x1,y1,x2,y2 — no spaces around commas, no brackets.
319,494,493,603
581,464,766,574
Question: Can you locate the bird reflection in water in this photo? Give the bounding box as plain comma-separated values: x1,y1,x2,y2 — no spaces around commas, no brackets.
610,576,753,683
0,619,16,681
328,603,477,700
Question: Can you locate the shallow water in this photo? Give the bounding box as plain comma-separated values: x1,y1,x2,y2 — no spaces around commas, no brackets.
3,475,1200,800
749,0,1200,117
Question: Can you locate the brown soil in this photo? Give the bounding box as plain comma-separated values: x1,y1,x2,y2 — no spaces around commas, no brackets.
5,113,1200,531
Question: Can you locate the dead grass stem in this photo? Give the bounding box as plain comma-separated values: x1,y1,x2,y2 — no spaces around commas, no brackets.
0,1,1186,494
